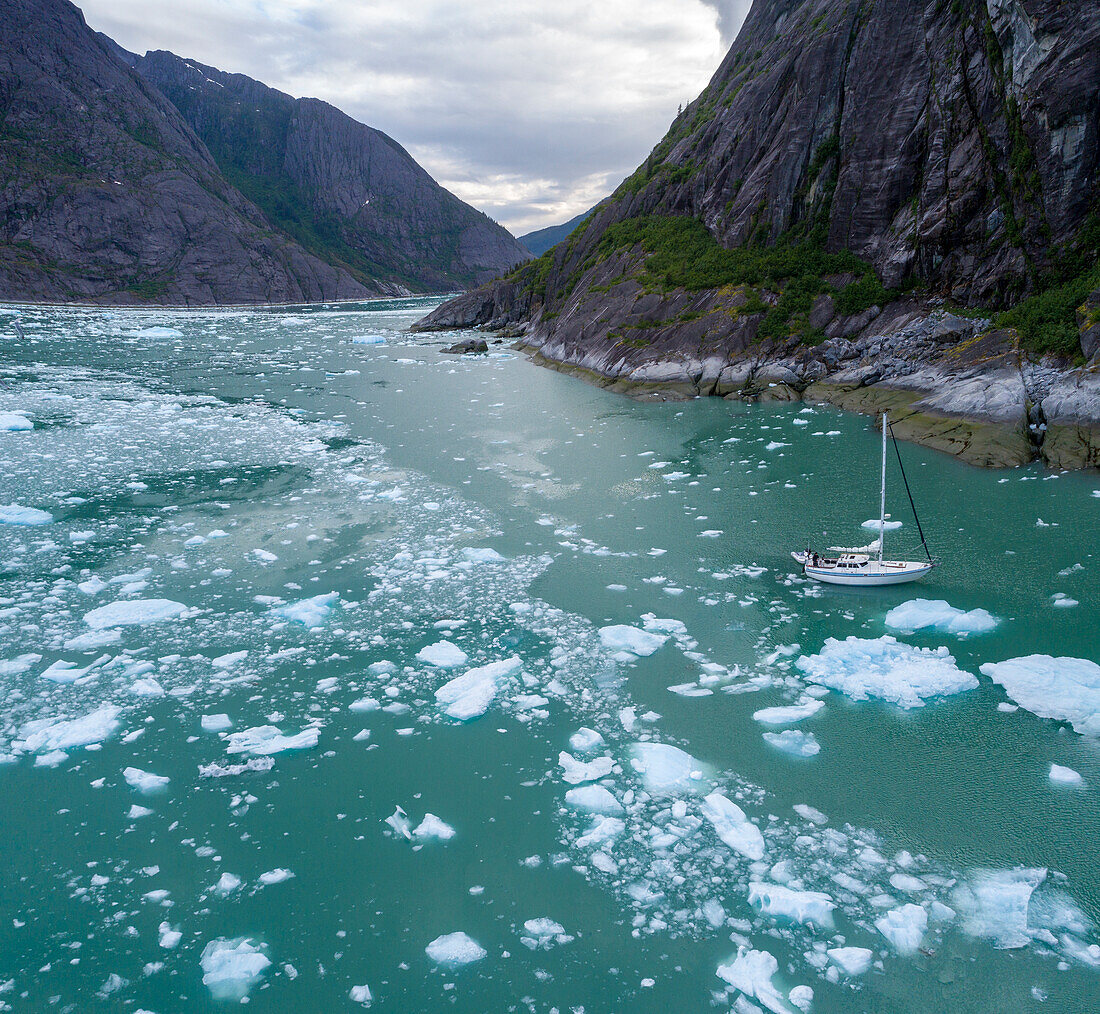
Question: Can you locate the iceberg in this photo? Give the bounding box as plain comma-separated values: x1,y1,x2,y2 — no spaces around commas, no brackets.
875,903,928,954
201,714,233,733
199,937,271,1001
417,640,468,668
885,599,999,636
123,767,170,793
569,727,605,753
827,946,873,976
434,657,521,721
272,592,339,627
716,947,791,1014
700,791,765,860
762,730,820,757
413,814,456,841
20,706,121,753
564,785,623,813
748,882,835,927
1049,763,1084,786
425,931,486,967
0,504,53,525
979,656,1100,736
752,699,824,725
0,412,33,431
225,725,319,755
558,751,614,785
796,636,978,709
598,624,668,656
84,599,188,629
951,868,1046,949
629,742,702,795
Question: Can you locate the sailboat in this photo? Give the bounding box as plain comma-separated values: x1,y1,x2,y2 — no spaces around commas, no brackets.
791,412,936,586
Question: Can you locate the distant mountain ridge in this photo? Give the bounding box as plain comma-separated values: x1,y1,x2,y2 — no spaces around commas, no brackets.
0,0,527,304
519,210,594,257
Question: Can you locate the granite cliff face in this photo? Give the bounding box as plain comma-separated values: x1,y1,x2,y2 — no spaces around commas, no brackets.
418,0,1100,468
128,51,528,293
0,0,527,304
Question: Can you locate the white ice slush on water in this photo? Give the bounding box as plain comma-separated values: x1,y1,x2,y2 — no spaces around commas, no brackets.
885,599,999,636
979,655,1100,735
797,636,978,709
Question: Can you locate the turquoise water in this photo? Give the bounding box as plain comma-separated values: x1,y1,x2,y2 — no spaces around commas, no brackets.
0,297,1096,1012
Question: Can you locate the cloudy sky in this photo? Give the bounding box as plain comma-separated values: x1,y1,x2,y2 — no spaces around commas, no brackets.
78,0,753,236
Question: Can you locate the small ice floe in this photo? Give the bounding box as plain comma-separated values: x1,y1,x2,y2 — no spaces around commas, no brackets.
951,868,1046,949
598,624,668,657
575,815,625,848
564,785,623,813
123,767,170,793
40,654,111,684
258,869,294,886
64,629,121,650
349,697,380,712
128,804,153,819
520,918,573,950
131,326,183,339
762,730,820,757
199,937,271,1001
461,547,506,564
435,657,521,721
425,931,486,967
1049,763,1084,787
885,599,999,636
749,882,835,928
214,873,242,895
862,518,903,530
569,727,605,753
752,699,824,725
212,650,248,669
979,656,1100,735
352,334,387,345
827,946,873,976
201,714,233,733
700,791,764,860
1050,593,1079,608
0,504,53,525
417,640,468,668
271,592,339,627
413,814,456,841
875,903,927,954
629,742,703,795
19,706,121,755
225,725,319,755
796,636,978,709
0,411,33,431
130,677,164,697
716,947,789,1014
349,983,373,1005
159,922,182,949
558,751,614,785
793,803,827,825
84,599,188,629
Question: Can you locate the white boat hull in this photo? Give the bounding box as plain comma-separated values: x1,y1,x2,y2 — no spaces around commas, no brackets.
804,561,933,586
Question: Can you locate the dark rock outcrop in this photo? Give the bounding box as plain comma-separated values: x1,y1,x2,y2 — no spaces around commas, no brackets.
129,50,529,293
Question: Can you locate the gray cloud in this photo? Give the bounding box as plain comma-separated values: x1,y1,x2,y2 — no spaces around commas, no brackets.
77,1,750,235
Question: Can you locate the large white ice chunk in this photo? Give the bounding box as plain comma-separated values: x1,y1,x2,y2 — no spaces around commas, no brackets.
569,727,605,753
0,412,33,431
716,947,791,1014
827,946,873,976
123,767,170,793
199,937,271,1001
558,751,614,785
0,504,52,525
979,656,1100,736
84,599,188,629
748,882,835,928
225,725,319,755
752,699,824,725
20,706,121,753
598,624,668,656
413,814,456,841
951,868,1046,949
417,640,468,668
564,785,623,814
1049,764,1084,786
272,592,339,627
885,599,998,636
434,657,521,721
701,792,765,860
629,742,702,795
762,730,820,757
796,636,978,709
425,931,487,967
874,903,928,954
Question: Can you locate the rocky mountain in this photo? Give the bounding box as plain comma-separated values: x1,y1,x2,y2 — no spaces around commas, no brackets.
418,0,1100,468
126,49,529,294
519,209,594,257
0,0,527,305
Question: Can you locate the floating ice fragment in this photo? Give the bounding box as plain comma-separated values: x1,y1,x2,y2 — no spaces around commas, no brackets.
762,730,820,757
701,791,765,860
980,656,1100,735
417,640,468,668
385,806,412,838
575,815,625,848
569,727,605,753
1051,593,1079,608
271,592,339,627
131,326,183,338
350,983,373,1005
159,922,182,949
84,599,188,629
41,655,110,683
788,985,813,1012
885,599,999,636
793,803,827,825
214,873,242,895
796,636,978,709
350,697,381,712
461,547,506,564
558,751,614,785
199,937,271,1001
225,725,319,755
564,785,623,813
425,931,486,967
212,650,248,669
952,868,1046,949
130,677,165,697
20,706,121,753
413,814,456,841
716,947,791,1014
201,714,232,733
0,504,53,525
123,767,170,793
875,903,928,954
258,869,294,885
128,804,153,819
0,412,33,431
434,657,521,721
598,624,668,656
752,699,824,725
1049,763,1084,786
629,742,702,794
862,519,903,530
827,946,873,976
748,882,835,927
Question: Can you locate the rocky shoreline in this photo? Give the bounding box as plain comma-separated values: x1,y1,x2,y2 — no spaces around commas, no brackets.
417,293,1100,471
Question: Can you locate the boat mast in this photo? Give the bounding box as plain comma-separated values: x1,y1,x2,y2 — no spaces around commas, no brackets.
879,412,887,563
